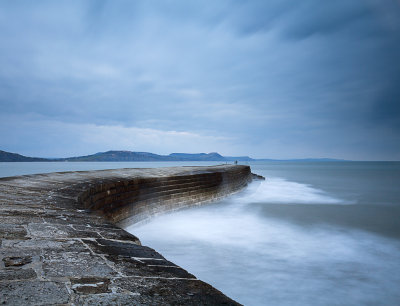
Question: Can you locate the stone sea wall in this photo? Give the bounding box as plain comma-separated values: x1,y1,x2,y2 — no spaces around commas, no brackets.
0,165,252,305
80,165,252,227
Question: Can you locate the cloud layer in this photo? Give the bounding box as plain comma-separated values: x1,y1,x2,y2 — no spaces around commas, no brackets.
1,0,399,159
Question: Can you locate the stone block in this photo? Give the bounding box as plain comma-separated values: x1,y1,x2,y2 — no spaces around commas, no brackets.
75,292,142,305
0,239,87,256
82,238,164,259
112,277,240,306
71,224,141,245
42,251,116,278
3,256,32,267
0,281,69,305
105,254,195,279
0,224,28,240
27,223,102,239
70,276,111,294
0,268,37,281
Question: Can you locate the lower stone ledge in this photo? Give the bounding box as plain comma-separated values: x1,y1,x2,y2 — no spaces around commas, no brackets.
72,277,239,306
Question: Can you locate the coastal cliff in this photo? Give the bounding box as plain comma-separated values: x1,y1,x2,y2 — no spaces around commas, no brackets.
0,165,252,305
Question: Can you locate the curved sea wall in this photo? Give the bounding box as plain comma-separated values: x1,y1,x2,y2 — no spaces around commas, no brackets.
0,165,252,305
80,165,252,227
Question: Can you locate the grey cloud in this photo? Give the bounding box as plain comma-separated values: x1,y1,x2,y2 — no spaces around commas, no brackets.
0,0,399,159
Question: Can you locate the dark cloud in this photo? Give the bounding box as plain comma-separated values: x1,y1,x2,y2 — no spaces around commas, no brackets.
281,1,372,39
370,79,400,129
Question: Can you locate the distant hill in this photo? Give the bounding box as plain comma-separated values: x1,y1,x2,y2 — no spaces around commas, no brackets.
0,150,241,162
0,149,348,162
62,151,179,162
168,152,225,161
65,151,232,162
0,150,48,162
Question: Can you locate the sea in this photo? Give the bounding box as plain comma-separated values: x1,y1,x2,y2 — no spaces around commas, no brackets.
1,161,400,305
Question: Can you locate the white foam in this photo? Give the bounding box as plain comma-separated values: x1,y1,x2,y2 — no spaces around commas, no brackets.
232,177,345,205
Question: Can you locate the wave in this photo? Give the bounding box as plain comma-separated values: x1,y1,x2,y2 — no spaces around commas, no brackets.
232,177,347,205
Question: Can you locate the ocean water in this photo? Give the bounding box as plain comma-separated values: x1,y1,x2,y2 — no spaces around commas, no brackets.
127,161,400,306
2,161,400,305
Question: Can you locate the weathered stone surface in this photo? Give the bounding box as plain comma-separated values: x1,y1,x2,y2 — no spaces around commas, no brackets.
0,281,70,305
27,223,103,239
0,268,37,281
71,224,141,244
0,238,87,254
75,277,241,306
70,277,111,294
42,251,116,278
0,165,250,305
105,254,196,279
0,224,28,240
112,277,239,305
83,238,164,259
75,292,142,306
3,256,32,267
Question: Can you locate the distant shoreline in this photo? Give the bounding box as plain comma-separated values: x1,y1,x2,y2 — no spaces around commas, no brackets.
0,149,351,162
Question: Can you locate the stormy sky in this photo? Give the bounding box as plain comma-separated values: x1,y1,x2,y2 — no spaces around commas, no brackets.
1,0,399,160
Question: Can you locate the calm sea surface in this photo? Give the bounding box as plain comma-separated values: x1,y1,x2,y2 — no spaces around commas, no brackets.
2,161,400,305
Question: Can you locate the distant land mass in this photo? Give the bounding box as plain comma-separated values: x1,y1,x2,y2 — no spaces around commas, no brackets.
0,149,346,162
0,150,49,162
0,150,255,162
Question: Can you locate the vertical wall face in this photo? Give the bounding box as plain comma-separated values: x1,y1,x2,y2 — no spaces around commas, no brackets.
79,165,252,227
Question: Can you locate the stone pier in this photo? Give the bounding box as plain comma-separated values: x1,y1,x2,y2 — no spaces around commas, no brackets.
0,165,253,305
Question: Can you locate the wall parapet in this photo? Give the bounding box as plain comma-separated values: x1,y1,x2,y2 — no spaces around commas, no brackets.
0,165,252,305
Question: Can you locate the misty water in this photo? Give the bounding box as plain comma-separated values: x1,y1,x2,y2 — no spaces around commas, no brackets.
127,161,400,306
2,161,400,305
